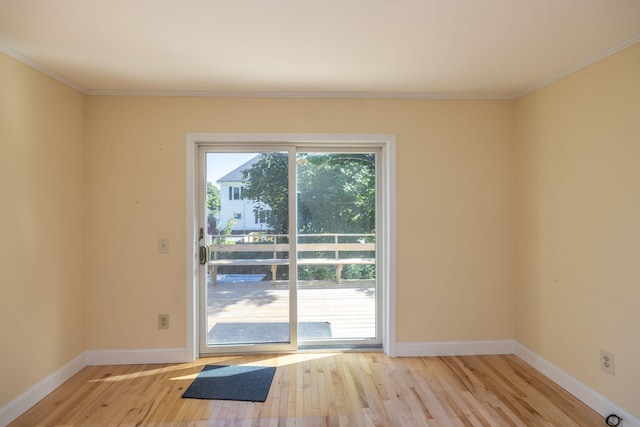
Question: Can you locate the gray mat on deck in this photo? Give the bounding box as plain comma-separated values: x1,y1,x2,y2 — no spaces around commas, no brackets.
207,321,332,344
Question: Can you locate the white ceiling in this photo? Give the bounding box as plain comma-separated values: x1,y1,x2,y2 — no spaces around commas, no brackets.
1,0,639,98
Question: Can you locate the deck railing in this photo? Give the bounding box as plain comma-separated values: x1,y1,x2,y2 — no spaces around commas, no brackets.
206,233,375,284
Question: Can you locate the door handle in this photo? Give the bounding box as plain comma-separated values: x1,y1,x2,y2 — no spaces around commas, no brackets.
199,246,208,265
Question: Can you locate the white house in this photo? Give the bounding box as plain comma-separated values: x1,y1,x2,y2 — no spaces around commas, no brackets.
216,155,271,234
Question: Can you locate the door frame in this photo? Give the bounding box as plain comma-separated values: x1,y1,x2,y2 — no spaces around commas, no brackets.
185,133,397,359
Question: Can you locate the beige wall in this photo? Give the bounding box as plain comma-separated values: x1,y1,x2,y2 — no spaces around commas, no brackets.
0,53,85,407
84,96,516,348
515,43,640,417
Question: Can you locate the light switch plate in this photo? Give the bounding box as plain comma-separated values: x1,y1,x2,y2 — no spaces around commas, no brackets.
158,238,169,254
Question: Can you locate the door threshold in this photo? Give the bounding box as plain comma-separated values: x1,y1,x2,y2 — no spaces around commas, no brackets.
199,344,383,357
297,344,383,352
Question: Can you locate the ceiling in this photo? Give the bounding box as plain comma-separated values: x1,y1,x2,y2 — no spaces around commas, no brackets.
1,0,639,98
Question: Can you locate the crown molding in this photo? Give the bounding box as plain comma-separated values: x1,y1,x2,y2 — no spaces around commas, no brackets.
0,42,88,94
514,34,640,98
85,89,514,100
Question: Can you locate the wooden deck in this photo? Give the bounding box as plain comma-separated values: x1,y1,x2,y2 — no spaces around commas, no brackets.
206,278,376,344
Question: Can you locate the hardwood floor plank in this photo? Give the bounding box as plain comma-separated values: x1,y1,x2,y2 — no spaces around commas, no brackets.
9,353,605,427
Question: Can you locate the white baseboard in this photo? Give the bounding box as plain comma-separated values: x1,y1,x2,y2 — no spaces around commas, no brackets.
514,343,639,427
0,347,191,425
85,347,191,365
395,339,638,426
395,339,516,357
0,352,86,427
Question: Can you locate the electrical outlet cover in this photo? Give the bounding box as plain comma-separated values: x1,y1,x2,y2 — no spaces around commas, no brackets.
158,314,170,329
600,350,615,375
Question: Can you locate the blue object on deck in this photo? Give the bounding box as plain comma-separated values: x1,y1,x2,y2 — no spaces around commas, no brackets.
215,274,266,283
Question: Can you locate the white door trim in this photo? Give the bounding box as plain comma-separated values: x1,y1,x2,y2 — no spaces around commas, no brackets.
185,133,397,359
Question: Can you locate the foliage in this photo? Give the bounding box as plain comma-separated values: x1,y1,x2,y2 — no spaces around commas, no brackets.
207,182,221,213
342,264,375,280
242,153,375,235
241,153,290,233
217,217,236,244
206,182,221,233
297,153,375,234
297,264,374,281
298,265,334,281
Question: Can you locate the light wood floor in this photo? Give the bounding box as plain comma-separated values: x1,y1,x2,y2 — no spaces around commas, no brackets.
10,353,603,427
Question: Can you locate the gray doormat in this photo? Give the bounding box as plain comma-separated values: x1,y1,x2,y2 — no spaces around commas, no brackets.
182,365,276,402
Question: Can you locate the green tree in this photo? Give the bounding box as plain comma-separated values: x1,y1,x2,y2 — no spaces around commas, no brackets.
242,153,375,235
218,217,236,244
297,153,375,234
241,153,289,233
206,182,221,233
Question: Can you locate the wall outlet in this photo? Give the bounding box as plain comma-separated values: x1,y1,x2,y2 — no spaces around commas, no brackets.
158,313,170,329
600,350,615,375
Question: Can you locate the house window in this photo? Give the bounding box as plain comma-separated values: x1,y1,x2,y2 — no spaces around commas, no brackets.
255,210,271,224
228,186,242,200
233,212,242,220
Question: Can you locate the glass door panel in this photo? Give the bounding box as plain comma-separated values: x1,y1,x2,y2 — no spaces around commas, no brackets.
200,151,294,353
296,152,379,346
199,146,382,354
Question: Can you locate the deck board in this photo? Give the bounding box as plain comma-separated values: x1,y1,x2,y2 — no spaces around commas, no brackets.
207,278,377,342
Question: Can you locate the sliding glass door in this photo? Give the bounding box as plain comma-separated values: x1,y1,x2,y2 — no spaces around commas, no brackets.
198,145,381,354
198,149,296,354
296,151,379,347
